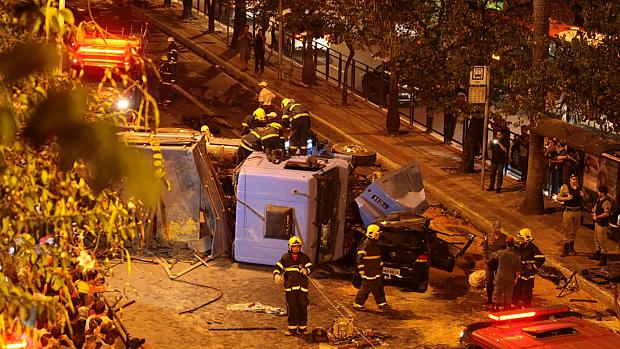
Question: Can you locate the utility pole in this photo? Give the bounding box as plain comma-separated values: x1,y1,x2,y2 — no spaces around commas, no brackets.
479,67,491,190
277,0,283,80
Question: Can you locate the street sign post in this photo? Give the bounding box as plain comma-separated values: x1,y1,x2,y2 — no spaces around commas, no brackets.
468,66,491,190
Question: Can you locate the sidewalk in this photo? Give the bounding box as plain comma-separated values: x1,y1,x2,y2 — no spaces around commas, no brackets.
131,1,619,310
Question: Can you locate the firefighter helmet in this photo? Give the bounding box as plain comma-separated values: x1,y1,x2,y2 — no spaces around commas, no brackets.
253,108,266,121
281,98,292,109
288,236,302,249
167,36,175,42
366,224,381,240
266,111,278,121
518,228,533,242
160,55,169,62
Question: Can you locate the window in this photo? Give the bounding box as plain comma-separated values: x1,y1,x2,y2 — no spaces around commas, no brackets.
264,205,295,240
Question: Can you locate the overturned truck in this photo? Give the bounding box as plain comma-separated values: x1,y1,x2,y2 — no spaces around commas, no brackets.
119,129,473,292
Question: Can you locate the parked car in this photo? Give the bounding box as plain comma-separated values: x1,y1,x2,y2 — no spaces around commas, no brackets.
460,304,620,348
374,213,474,292
361,64,414,107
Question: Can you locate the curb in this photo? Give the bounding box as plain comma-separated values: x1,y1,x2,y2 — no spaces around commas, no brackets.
139,8,618,311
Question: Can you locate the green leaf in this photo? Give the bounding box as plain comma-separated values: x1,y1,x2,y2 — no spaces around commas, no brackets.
0,42,59,82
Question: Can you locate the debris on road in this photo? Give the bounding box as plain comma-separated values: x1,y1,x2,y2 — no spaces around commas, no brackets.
538,265,568,285
226,302,286,316
468,270,486,288
209,327,277,331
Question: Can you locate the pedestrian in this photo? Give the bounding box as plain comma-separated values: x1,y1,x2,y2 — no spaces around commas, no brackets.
490,237,520,311
254,28,266,73
281,98,312,156
158,55,173,104
487,131,509,193
556,173,586,257
443,109,456,145
273,236,313,336
591,185,612,266
513,228,545,308
544,139,560,194
236,128,262,164
257,81,275,114
482,221,506,308
425,109,434,134
241,107,267,135
353,224,389,311
238,25,252,71
516,125,529,182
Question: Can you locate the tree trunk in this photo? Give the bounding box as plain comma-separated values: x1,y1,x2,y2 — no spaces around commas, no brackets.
302,35,316,85
386,73,400,135
460,117,483,173
182,0,193,19
231,0,247,49
522,0,550,214
207,0,216,32
341,42,355,106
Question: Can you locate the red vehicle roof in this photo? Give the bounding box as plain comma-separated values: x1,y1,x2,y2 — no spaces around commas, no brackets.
469,316,620,348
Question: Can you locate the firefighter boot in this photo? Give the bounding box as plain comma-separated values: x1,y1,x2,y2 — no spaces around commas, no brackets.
569,241,576,255
560,243,569,257
589,250,601,260
598,254,608,267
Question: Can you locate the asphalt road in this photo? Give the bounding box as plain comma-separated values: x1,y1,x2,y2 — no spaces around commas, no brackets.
73,1,618,348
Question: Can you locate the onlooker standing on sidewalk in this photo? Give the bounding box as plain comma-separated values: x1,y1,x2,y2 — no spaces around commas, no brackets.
254,28,266,74
513,228,545,308
557,174,586,257
491,237,520,311
482,221,506,308
516,125,529,182
443,109,456,145
238,25,252,71
487,131,509,193
591,186,612,266
257,81,275,114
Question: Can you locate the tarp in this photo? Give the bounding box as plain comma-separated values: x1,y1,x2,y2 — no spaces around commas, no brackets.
531,119,620,155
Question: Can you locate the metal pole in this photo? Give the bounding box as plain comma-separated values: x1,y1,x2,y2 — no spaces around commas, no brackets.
226,1,230,46
277,0,283,80
480,67,491,190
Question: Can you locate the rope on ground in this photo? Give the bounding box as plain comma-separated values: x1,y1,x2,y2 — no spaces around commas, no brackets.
306,276,378,348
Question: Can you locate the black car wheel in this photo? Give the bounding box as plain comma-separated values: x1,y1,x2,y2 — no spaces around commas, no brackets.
330,142,377,166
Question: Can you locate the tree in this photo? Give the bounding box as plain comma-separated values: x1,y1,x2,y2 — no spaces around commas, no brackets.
283,0,327,85
207,0,217,32
231,0,248,48
182,0,194,19
522,0,550,214
323,0,368,105
0,1,162,339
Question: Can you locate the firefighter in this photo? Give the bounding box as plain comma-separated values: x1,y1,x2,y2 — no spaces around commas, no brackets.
281,98,312,156
260,122,286,163
167,37,179,81
354,224,389,311
513,228,545,308
158,55,173,104
273,236,313,336
237,128,262,164
241,108,267,135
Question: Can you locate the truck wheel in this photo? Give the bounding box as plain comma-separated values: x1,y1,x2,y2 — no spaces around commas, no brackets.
330,143,377,166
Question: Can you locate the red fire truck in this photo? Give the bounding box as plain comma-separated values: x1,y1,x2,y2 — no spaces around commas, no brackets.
460,304,620,348
70,21,147,76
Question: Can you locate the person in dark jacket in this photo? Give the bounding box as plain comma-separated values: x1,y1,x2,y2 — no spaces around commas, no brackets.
591,185,612,266
254,28,265,73
241,108,267,135
273,236,313,336
237,129,262,164
260,122,286,163
354,224,389,311
482,221,506,308
491,237,520,311
281,98,312,156
487,131,510,193
513,228,545,307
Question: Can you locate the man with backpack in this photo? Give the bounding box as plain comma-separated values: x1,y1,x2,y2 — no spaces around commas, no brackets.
591,185,614,266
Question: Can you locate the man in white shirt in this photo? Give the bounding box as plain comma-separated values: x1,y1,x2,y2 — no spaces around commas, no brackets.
258,81,275,113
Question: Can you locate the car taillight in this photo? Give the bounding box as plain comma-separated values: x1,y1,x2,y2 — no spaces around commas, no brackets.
415,254,429,263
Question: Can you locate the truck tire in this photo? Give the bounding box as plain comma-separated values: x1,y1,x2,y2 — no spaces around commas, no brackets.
330,143,377,166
